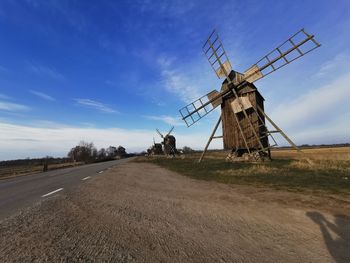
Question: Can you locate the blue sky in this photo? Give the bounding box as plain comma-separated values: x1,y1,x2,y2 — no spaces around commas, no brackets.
0,0,350,160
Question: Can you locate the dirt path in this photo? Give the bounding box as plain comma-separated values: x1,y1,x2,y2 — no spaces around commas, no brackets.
1,162,349,262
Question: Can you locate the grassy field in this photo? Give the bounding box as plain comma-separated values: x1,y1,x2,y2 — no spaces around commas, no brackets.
135,147,350,195
0,162,83,180
271,146,350,160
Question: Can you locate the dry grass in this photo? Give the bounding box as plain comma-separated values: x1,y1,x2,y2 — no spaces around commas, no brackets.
186,147,350,161
289,159,350,171
0,162,83,180
135,147,350,195
271,147,350,160
216,165,280,177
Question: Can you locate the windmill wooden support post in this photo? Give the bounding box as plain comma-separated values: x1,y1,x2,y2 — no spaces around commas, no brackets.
199,115,222,163
256,105,300,152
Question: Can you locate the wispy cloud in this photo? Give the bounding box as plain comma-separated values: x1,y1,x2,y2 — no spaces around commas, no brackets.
27,62,65,80
314,53,350,78
160,69,201,103
144,115,185,126
289,112,350,145
0,101,30,112
0,93,10,99
269,71,350,145
157,55,214,103
74,98,118,113
0,120,219,160
30,90,56,101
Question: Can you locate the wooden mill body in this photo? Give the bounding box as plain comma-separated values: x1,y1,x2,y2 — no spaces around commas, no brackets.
163,135,176,155
152,143,163,155
221,82,269,150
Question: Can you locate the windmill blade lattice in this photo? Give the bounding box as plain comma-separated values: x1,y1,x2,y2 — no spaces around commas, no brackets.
179,29,321,127
156,128,164,138
166,126,174,136
203,30,232,79
179,90,222,127
243,29,321,83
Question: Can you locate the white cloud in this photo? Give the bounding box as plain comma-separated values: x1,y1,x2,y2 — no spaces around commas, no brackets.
0,121,220,160
74,98,118,114
270,72,350,128
30,90,55,101
291,112,350,145
161,68,202,103
157,55,200,103
27,62,65,80
0,101,30,112
157,55,218,104
267,71,350,145
144,115,184,126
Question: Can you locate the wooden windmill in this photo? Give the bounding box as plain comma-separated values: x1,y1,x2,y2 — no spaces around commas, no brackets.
147,137,163,156
156,126,177,156
179,29,320,162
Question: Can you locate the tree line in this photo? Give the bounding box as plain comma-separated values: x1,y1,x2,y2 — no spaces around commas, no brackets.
0,141,128,167
67,141,127,163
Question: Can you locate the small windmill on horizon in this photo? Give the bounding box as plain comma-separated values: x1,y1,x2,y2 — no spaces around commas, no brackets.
147,137,163,156
179,28,320,162
156,126,177,157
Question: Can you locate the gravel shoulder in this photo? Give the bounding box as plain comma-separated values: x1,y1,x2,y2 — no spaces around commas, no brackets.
1,162,349,262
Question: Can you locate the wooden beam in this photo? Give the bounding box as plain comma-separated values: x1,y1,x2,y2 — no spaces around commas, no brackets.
198,115,222,163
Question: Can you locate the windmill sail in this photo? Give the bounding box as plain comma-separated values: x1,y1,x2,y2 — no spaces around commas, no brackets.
230,97,253,114
179,28,321,162
156,128,163,138
179,28,320,128
207,90,222,108
179,90,222,127
243,29,320,83
166,126,174,136
203,30,232,79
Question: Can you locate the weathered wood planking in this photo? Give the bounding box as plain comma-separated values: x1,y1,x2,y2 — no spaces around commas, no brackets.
221,83,269,150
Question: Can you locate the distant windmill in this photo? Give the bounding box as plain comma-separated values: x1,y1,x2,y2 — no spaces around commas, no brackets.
147,137,163,156
156,126,177,156
179,29,320,162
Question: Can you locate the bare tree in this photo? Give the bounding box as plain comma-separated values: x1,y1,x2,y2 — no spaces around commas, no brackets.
68,141,97,163
116,146,126,157
182,146,194,154
97,148,107,160
106,146,117,158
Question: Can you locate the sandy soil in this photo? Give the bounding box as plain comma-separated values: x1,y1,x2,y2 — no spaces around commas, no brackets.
0,162,349,262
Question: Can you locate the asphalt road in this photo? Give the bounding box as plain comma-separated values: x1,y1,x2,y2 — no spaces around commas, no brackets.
0,158,133,220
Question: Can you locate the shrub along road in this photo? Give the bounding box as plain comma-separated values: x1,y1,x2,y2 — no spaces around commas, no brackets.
0,161,349,262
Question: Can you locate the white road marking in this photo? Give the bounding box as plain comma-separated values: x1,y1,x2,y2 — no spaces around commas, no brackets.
41,188,63,198
98,171,104,174
82,176,91,181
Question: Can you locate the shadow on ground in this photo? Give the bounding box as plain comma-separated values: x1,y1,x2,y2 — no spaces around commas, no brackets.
307,211,350,263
